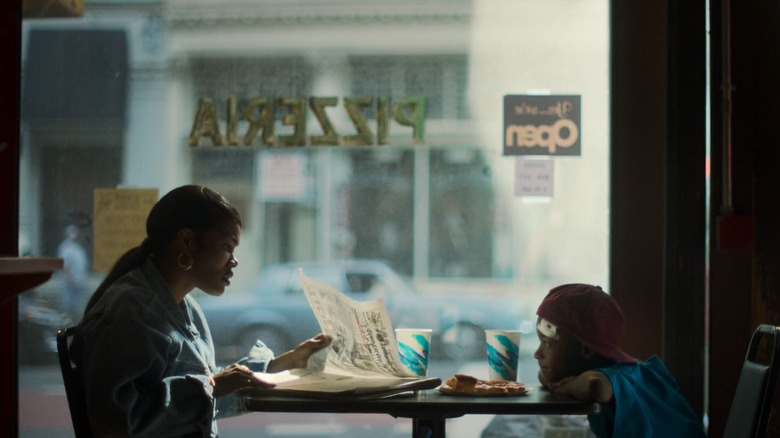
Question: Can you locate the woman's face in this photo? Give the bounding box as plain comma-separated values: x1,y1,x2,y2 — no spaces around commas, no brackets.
534,326,587,384
189,221,240,296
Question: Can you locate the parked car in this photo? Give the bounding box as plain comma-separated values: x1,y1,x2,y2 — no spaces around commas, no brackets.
196,259,535,364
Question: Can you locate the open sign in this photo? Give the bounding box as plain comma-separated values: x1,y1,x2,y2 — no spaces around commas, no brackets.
503,95,581,156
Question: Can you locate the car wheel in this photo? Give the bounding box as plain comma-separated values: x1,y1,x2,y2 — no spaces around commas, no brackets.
440,323,485,361
238,325,287,357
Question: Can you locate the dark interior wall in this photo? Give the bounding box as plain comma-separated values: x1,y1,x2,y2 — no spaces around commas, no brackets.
0,1,21,437
729,1,780,325
612,2,780,436
663,0,707,419
611,0,707,420
0,3,20,252
707,1,751,435
609,0,666,364
709,1,780,436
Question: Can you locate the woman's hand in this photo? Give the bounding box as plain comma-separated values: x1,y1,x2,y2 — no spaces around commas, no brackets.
211,364,275,398
266,333,332,373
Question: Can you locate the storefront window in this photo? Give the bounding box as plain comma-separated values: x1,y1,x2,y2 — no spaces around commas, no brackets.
18,1,609,436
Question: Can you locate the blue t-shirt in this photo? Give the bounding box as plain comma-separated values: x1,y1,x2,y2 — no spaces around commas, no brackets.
589,355,706,438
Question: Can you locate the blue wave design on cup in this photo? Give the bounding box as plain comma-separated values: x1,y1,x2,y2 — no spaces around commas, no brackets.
398,334,430,376
486,334,519,380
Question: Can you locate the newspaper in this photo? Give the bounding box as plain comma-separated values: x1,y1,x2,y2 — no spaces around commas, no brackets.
250,269,440,398
299,268,414,378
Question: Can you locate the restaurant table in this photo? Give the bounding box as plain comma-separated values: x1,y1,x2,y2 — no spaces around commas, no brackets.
0,257,63,303
243,387,599,438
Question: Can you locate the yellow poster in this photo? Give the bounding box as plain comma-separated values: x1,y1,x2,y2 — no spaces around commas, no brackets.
93,188,158,273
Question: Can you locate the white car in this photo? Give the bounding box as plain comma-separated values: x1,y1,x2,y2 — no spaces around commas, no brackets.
197,259,535,363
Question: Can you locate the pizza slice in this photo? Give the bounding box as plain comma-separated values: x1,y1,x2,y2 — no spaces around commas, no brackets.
441,373,527,394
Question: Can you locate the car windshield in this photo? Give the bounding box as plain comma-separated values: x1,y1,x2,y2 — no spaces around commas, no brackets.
384,270,419,296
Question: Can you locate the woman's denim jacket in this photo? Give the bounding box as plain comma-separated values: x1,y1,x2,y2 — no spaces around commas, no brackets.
71,260,273,437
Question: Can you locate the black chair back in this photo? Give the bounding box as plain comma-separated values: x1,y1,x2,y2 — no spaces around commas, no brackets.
723,324,780,438
56,327,93,438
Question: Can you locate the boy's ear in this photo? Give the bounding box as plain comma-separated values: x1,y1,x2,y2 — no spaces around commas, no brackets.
581,345,597,360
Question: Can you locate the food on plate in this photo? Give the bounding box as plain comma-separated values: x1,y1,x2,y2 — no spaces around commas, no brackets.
441,373,527,394
445,373,478,392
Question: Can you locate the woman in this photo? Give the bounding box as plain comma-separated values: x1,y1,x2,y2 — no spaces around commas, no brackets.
71,185,331,437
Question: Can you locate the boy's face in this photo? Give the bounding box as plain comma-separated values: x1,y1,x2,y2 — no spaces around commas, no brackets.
533,324,588,384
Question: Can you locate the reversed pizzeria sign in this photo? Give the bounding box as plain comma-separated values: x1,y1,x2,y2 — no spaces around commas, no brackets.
187,95,426,147
503,95,581,156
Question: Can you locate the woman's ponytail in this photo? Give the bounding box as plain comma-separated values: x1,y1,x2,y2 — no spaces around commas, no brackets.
83,243,149,313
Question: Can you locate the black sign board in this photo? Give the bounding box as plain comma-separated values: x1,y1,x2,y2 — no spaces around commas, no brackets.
503,95,581,156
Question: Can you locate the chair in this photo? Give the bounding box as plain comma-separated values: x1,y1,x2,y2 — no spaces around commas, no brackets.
56,326,93,438
723,324,780,438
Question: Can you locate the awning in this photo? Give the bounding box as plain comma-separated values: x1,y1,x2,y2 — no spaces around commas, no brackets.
22,29,128,124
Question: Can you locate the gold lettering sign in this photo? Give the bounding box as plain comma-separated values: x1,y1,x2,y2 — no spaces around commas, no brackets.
188,95,426,147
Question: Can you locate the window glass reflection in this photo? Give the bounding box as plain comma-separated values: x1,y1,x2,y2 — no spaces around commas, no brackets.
18,1,608,436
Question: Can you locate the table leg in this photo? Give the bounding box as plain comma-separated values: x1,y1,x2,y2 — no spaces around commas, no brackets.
413,417,445,438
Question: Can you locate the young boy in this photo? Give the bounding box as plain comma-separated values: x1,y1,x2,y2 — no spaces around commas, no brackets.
532,283,706,437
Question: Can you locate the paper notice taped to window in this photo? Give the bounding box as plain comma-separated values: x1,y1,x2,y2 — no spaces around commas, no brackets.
93,188,158,273
515,157,554,198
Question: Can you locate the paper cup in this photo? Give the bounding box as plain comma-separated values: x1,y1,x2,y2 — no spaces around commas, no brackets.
395,328,432,377
485,329,521,381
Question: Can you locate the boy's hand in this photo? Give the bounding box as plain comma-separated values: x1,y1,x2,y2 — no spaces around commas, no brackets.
547,375,575,390
544,371,613,403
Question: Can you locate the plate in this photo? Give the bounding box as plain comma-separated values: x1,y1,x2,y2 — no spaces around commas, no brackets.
437,385,530,397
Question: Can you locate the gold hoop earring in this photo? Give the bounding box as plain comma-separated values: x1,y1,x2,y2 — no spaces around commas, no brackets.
177,252,194,271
